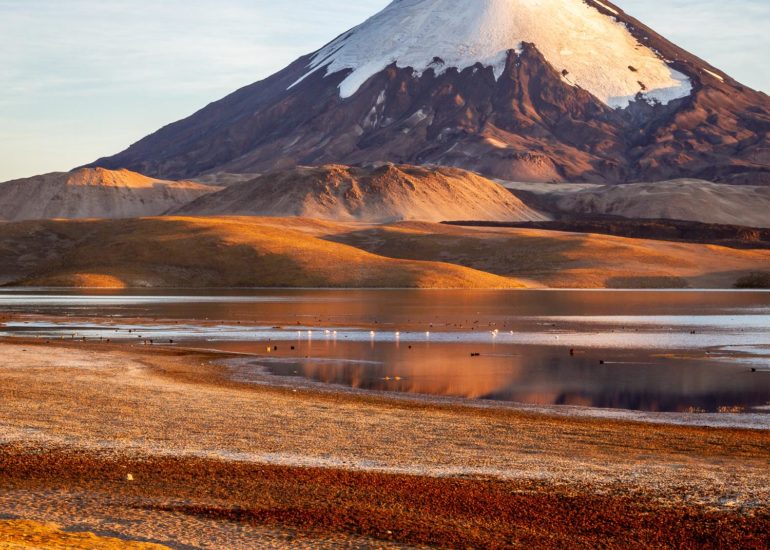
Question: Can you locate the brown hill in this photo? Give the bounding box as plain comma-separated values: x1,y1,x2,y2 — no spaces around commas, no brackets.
176,164,547,223
505,179,770,228
327,221,770,289
0,217,522,289
1,217,768,289
0,167,217,221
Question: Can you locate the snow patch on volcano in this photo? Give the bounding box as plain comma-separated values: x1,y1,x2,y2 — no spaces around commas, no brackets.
292,0,692,109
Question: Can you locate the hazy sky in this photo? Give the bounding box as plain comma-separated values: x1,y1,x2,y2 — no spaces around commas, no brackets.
0,0,768,182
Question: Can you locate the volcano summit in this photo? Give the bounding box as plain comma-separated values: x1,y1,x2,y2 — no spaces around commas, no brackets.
92,0,770,184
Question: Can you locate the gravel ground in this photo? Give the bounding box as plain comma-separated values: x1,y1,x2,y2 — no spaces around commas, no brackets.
0,340,768,548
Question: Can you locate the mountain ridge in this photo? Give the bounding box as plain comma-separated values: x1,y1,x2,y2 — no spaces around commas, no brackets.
89,0,770,184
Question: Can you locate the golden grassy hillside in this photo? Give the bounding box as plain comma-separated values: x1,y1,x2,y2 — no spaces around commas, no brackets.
1,216,769,288
0,217,521,289
326,221,770,288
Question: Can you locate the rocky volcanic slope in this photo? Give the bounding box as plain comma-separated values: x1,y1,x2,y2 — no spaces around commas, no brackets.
0,168,217,221
91,0,770,184
176,164,547,222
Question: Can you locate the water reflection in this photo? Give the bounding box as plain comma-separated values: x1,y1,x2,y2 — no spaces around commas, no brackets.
2,289,770,413
224,339,770,414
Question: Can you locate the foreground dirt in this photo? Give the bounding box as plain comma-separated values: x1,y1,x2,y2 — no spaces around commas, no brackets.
0,340,768,547
2,447,769,550
2,216,770,288
0,520,168,549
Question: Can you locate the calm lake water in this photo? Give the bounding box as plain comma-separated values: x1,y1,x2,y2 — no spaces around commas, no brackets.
2,289,770,414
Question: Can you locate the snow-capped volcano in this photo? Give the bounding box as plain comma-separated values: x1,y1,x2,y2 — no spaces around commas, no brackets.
294,0,691,108
91,0,770,185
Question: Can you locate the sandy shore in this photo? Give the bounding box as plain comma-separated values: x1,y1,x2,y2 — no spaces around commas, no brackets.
0,339,768,548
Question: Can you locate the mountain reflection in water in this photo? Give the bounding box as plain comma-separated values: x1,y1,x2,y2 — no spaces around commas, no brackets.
2,289,770,414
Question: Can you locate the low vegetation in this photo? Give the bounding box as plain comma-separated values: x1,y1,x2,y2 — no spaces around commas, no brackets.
1,217,770,289
734,272,770,289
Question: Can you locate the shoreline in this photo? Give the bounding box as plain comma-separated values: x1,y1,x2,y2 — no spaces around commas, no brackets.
223,355,770,431
1,339,769,547
2,309,769,430
3,325,769,431
4,285,770,291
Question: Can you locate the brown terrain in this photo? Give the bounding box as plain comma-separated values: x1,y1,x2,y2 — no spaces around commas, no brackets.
5,0,770,546
445,218,770,250
176,163,546,223
89,0,770,184
1,216,770,289
0,216,522,289
0,167,217,222
505,179,770,227
0,340,768,548
326,221,770,288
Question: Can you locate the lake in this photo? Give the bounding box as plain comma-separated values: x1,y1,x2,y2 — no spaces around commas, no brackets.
1,289,769,414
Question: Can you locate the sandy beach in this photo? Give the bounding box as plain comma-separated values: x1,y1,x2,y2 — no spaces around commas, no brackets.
0,338,768,547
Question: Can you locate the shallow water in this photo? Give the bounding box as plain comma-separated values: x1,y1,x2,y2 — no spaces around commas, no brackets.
2,289,770,414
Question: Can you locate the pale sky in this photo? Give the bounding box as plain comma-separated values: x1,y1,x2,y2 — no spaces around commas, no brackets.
0,0,768,182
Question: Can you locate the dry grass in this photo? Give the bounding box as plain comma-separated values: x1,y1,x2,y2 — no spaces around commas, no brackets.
2,449,769,550
1,341,769,547
327,221,770,288
0,520,168,549
735,272,770,289
0,216,769,288
0,217,521,289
